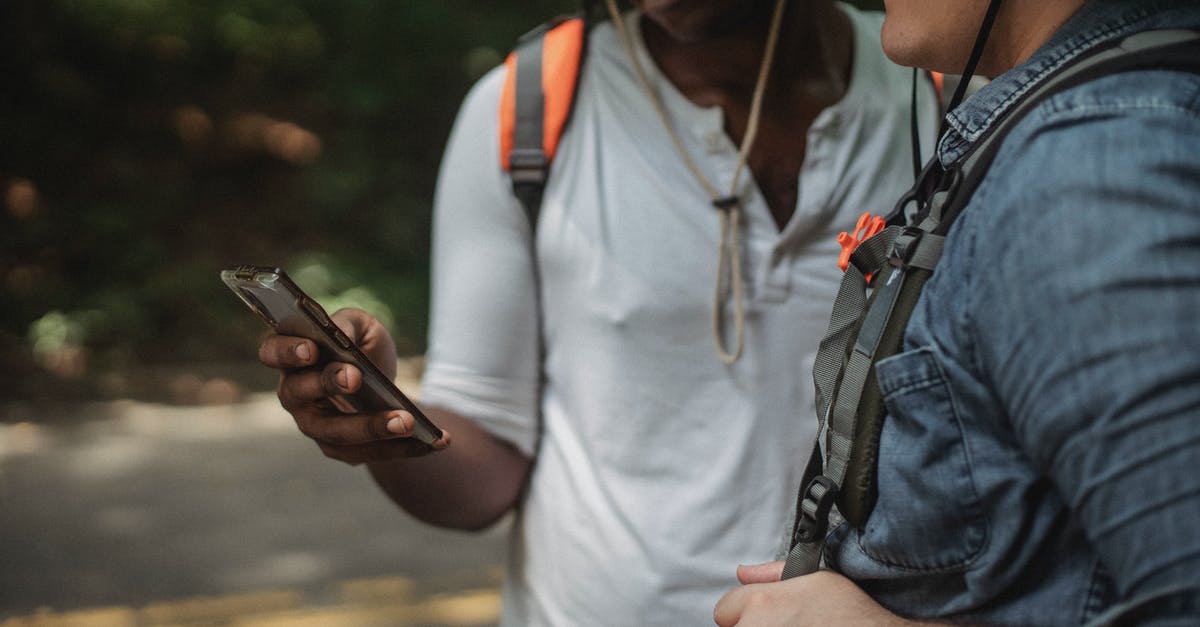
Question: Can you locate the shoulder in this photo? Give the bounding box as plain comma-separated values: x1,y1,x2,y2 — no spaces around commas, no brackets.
455,63,508,131
1034,66,1200,129
961,66,1200,290
981,66,1200,225
978,63,1200,186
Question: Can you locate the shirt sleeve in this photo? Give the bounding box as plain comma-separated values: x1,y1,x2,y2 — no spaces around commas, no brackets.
419,65,542,457
969,83,1200,616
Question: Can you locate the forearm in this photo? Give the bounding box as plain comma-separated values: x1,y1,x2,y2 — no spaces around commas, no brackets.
367,405,532,530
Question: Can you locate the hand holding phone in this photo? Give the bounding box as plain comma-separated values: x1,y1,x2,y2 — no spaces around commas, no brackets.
222,265,446,449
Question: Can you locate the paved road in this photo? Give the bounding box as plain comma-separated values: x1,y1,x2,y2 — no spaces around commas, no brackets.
0,388,509,625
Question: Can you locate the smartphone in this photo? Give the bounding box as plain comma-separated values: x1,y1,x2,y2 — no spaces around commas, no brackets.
220,265,444,447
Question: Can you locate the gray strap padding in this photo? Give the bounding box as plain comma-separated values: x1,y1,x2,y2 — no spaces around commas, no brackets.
909,235,944,271
787,230,907,578
811,228,900,421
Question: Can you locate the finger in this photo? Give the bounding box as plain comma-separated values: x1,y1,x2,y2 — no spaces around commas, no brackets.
329,308,399,379
299,409,415,446
321,361,363,396
316,434,442,465
279,361,361,405
330,308,370,343
277,367,338,411
259,334,318,369
712,585,747,627
736,561,785,585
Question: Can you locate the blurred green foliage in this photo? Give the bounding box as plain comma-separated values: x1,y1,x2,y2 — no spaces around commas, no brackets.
1,0,883,400
1,0,574,397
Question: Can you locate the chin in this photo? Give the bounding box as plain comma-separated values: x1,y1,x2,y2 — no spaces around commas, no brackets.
879,20,921,68
880,22,965,74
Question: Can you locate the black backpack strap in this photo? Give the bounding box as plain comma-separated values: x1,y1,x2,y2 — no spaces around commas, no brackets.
783,29,1200,579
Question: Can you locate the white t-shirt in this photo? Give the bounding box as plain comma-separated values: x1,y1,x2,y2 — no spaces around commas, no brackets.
421,5,938,625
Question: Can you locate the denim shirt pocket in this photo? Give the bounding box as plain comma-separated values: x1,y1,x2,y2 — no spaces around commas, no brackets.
856,346,988,571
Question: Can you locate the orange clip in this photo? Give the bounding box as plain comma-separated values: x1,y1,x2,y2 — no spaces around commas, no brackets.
837,212,886,274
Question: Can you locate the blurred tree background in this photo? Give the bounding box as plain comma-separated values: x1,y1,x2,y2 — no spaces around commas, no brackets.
0,0,580,401
1,0,882,403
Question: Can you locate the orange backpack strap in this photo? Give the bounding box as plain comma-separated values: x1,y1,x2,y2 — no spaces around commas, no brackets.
928,71,945,105
500,16,586,226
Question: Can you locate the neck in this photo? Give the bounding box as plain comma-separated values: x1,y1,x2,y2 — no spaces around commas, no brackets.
978,0,1087,76
639,1,851,108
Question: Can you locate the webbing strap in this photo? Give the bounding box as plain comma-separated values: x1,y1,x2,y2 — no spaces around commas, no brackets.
811,228,942,422
509,33,548,224
500,16,587,228
787,228,942,577
812,228,899,420
787,228,896,578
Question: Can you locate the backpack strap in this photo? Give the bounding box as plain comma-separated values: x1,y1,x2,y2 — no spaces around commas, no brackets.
500,16,587,228
783,29,1200,579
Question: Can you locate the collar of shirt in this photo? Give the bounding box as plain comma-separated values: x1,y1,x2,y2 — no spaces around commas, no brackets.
937,0,1200,165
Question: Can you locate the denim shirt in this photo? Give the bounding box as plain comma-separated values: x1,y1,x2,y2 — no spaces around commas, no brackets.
821,1,1200,624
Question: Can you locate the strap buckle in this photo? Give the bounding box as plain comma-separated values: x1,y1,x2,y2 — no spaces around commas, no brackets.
888,226,925,268
792,474,840,545
508,148,548,186
712,195,741,211
837,212,887,274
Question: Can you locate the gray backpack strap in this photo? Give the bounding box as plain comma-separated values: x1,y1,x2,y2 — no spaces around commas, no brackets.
509,30,549,224
784,226,943,578
783,29,1200,579
501,15,588,229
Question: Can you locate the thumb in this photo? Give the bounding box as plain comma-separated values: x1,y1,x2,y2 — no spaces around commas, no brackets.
330,307,374,343
736,561,785,585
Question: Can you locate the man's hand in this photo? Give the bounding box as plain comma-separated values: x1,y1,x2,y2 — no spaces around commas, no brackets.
257,307,447,465
714,562,919,626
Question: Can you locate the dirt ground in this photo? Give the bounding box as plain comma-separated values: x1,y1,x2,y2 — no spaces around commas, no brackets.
0,363,509,626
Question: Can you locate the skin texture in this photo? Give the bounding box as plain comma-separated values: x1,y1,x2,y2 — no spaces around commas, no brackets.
879,0,1087,77
258,309,529,530
714,562,921,626
631,0,852,229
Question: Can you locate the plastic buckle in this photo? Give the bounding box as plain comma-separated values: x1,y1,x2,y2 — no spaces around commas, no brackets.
793,475,840,545
508,148,548,186
888,226,925,268
837,212,887,273
712,195,740,211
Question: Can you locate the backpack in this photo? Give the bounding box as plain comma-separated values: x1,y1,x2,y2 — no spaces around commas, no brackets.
781,29,1200,584
499,15,588,229
498,13,945,231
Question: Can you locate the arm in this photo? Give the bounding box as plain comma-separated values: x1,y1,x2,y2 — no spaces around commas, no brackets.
972,98,1200,614
259,65,542,531
259,309,531,531
366,405,530,530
